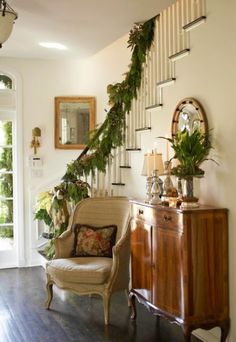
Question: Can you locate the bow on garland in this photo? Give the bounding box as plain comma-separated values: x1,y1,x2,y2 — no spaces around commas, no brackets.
35,16,156,259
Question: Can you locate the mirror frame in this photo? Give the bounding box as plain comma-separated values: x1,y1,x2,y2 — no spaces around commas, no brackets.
55,96,96,150
171,98,208,137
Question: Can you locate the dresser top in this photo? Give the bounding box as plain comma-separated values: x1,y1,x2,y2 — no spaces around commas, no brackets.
129,198,228,213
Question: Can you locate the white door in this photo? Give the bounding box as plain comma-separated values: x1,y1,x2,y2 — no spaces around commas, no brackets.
0,73,23,268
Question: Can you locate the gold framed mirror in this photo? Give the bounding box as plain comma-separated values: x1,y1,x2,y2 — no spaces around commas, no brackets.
55,96,96,149
171,98,208,137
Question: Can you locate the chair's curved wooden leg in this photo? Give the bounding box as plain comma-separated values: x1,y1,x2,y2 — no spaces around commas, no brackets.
45,281,53,309
103,293,111,325
129,292,136,320
125,289,131,307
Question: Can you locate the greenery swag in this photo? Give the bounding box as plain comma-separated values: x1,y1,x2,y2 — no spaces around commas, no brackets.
35,17,156,258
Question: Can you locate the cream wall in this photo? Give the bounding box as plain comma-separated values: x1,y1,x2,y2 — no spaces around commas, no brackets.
0,0,235,340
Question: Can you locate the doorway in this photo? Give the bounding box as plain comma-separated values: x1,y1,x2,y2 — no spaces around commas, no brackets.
0,72,23,268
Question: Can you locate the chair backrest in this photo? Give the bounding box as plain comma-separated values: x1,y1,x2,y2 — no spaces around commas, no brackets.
70,197,130,242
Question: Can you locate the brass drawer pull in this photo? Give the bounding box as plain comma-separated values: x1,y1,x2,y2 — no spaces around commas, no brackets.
164,215,172,221
138,209,144,215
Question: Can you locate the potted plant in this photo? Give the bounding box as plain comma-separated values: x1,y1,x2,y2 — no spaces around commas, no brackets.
160,128,215,207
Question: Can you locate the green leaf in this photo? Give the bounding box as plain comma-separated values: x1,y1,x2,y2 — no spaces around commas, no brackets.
34,209,52,226
158,128,215,178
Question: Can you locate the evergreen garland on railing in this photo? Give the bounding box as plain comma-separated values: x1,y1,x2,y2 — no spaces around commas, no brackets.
35,16,156,258
64,16,156,180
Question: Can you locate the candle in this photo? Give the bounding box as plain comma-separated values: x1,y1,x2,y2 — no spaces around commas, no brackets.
146,149,152,176
154,141,158,154
146,153,151,176
165,135,169,161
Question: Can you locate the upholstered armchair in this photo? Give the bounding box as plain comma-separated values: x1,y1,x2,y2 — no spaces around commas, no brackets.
45,196,131,324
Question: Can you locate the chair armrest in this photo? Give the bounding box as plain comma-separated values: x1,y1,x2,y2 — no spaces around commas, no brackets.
107,222,131,292
54,229,75,259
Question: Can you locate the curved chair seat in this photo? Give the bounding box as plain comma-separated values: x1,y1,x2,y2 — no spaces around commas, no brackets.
47,257,112,285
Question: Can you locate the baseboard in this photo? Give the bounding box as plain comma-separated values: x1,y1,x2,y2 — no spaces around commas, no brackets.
193,328,221,342
0,262,17,269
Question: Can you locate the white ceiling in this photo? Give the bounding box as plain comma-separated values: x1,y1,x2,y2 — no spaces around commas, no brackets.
0,0,175,60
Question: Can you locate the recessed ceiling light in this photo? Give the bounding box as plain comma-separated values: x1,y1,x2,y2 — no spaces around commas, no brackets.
39,42,68,50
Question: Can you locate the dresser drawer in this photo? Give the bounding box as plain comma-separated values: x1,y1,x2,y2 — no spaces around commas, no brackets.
155,209,183,231
132,204,183,231
132,204,156,225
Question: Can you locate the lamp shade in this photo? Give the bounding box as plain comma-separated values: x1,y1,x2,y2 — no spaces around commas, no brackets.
0,1,18,48
141,154,148,176
142,153,164,177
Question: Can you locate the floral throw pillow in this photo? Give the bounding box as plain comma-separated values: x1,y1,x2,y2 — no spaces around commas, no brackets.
72,224,117,258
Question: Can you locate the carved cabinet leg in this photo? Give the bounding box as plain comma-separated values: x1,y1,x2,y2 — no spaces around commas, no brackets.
183,334,191,342
181,325,192,342
220,320,230,342
129,293,136,320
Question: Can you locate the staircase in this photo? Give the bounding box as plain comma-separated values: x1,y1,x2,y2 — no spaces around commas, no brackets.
86,0,207,196
33,0,208,232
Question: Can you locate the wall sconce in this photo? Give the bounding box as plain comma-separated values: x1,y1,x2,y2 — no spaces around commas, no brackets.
0,0,18,48
31,127,41,155
142,152,164,204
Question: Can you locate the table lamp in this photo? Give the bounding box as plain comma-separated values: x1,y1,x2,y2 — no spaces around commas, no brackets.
142,152,164,204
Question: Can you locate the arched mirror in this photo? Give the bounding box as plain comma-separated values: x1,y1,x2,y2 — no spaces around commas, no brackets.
55,96,96,149
171,98,208,137
0,74,13,89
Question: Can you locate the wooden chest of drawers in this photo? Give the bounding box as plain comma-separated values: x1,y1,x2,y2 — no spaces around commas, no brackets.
129,199,229,341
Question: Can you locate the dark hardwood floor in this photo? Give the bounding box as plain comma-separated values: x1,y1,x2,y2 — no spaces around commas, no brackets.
0,267,201,342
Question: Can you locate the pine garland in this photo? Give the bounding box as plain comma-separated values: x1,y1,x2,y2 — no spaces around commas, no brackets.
63,16,156,180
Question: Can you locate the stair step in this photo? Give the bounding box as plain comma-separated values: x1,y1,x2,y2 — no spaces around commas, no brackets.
146,104,163,111
42,232,53,240
183,16,206,32
112,182,125,186
120,165,131,169
169,49,190,62
38,249,50,260
126,148,141,151
157,78,176,88
135,127,151,132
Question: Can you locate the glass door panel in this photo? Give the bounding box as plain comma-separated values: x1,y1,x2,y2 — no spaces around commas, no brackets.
0,147,13,171
0,121,14,252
